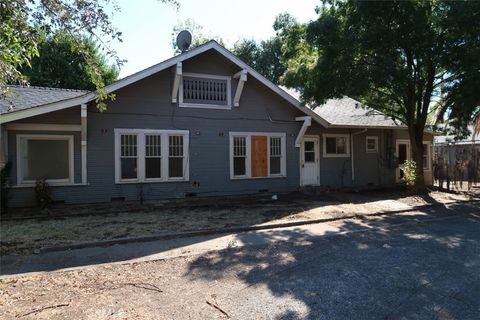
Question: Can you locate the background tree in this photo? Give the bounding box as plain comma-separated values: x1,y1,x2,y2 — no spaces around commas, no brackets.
21,29,118,90
233,37,286,84
276,1,480,188
1,0,177,110
171,19,224,54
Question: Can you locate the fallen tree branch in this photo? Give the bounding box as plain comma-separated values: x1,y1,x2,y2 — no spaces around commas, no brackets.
17,302,70,318
206,300,230,318
123,282,163,293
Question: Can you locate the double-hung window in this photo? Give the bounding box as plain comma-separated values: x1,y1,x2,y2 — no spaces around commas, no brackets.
16,134,74,185
323,134,350,158
229,132,286,179
115,129,189,183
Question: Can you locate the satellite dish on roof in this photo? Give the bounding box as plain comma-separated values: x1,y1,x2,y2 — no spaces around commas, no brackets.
176,30,192,53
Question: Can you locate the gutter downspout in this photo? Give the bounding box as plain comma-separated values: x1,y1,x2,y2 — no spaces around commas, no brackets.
351,128,368,182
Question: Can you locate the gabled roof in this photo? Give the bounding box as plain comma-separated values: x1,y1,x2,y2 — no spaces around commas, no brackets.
312,97,403,128
281,87,404,129
0,41,329,127
0,85,88,115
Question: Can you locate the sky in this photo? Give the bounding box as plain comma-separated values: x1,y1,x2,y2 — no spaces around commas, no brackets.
108,0,320,78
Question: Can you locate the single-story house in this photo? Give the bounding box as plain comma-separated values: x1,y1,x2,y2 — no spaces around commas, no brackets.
0,41,434,207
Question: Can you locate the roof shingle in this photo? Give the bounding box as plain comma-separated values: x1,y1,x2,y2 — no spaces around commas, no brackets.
0,85,89,115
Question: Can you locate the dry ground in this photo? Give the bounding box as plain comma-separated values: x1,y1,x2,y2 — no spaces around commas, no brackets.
1,189,478,255
0,204,478,320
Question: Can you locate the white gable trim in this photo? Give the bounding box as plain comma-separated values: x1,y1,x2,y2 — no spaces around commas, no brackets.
0,41,330,126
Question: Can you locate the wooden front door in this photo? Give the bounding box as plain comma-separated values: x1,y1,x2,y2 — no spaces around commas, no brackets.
251,136,268,177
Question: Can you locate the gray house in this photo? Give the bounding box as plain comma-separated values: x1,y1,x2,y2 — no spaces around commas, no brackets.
0,41,433,207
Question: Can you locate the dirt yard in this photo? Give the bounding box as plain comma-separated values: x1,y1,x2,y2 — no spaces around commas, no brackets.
1,189,478,255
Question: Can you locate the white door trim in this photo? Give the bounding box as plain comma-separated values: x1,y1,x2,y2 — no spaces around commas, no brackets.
395,139,411,182
300,135,320,186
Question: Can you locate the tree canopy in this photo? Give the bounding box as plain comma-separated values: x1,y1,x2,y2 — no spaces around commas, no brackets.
232,37,286,84
1,0,177,110
276,1,480,187
21,29,118,90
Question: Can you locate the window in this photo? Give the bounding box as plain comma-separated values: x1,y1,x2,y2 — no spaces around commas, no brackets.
229,132,286,179
17,134,74,185
120,134,138,180
179,73,232,109
269,137,282,175
168,135,184,178
115,129,189,183
145,135,161,179
233,137,247,176
366,136,379,153
323,134,350,157
423,142,431,171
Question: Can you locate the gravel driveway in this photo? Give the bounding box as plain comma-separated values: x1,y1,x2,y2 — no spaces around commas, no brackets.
1,203,478,319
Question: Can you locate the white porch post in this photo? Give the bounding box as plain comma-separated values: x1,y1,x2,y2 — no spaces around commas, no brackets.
81,104,87,184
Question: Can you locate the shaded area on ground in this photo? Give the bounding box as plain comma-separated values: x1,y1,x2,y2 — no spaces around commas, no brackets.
0,204,478,319
186,204,480,319
1,189,478,256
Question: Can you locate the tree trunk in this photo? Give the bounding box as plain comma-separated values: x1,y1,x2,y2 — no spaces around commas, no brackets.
408,127,426,191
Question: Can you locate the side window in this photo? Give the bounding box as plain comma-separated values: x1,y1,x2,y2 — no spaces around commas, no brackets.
120,134,138,180
366,136,378,153
233,136,247,177
168,135,184,178
323,134,350,157
269,137,282,175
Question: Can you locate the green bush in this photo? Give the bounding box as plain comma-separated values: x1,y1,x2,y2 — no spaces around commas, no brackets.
401,160,417,187
35,179,52,209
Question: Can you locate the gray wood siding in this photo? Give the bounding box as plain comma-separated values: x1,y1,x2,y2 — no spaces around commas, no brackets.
7,52,304,206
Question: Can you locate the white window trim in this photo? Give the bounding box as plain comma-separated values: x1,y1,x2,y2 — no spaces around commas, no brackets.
366,136,379,153
322,133,350,158
114,129,189,184
179,72,232,110
423,141,432,171
16,134,75,186
229,132,286,180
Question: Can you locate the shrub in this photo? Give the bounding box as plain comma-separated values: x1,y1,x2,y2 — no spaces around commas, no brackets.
1,162,12,212
401,160,417,188
35,179,52,209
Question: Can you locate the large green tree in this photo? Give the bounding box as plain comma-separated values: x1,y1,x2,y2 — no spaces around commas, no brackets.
1,0,177,110
21,30,118,90
277,1,480,188
233,37,286,84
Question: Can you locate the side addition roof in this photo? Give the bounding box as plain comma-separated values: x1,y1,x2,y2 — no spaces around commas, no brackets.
281,87,404,129
1,85,88,115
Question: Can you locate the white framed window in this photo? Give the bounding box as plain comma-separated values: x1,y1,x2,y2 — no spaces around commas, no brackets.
323,134,350,158
114,129,189,183
366,136,379,153
179,72,232,110
229,132,286,179
16,134,74,185
422,141,431,171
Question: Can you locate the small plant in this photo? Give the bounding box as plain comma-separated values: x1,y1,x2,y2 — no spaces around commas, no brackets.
35,179,52,209
1,162,12,212
401,160,417,188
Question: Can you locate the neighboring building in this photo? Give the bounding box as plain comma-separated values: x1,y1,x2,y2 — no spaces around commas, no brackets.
434,126,479,186
0,41,434,207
